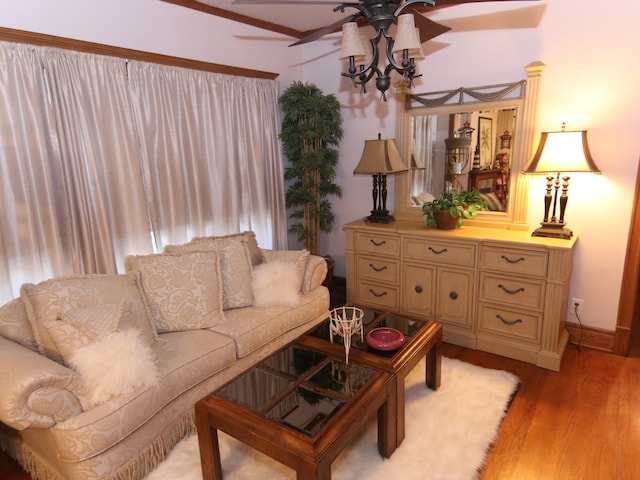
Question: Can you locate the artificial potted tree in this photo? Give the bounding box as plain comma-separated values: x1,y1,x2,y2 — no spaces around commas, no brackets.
422,189,489,229
279,82,343,286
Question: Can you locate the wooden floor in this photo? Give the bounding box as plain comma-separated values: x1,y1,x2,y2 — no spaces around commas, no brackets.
2,297,639,480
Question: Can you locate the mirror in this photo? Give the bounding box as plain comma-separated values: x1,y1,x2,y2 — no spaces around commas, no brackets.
393,61,546,228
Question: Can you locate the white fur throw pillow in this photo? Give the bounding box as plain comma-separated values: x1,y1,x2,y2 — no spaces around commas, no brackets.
252,260,301,308
68,329,159,409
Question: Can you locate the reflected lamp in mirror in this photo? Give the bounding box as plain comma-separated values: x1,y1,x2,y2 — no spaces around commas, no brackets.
522,123,601,239
354,133,408,223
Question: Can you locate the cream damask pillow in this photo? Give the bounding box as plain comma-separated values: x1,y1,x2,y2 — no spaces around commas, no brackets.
125,250,225,333
165,236,254,310
21,272,158,363
191,231,264,266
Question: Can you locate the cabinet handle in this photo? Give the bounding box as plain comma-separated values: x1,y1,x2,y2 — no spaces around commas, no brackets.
498,284,525,295
369,263,388,272
449,291,458,300
415,285,423,293
428,246,447,255
369,289,388,298
370,239,387,247
496,314,523,326
501,255,525,264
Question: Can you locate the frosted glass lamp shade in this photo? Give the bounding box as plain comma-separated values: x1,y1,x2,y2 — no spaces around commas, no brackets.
339,22,368,61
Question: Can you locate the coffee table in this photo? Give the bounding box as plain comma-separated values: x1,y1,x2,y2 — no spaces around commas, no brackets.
297,307,442,448
195,343,394,480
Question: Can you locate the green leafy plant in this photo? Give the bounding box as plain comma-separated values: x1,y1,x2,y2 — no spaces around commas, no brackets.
280,82,343,256
422,189,489,229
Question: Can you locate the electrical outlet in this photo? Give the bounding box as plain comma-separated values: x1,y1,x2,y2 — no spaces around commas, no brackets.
570,298,584,316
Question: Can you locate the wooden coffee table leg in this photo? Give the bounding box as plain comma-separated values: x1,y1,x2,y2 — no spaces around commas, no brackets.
426,338,442,390
297,460,331,480
377,392,396,458
196,405,223,480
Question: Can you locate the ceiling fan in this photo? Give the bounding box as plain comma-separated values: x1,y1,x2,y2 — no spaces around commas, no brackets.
231,0,536,99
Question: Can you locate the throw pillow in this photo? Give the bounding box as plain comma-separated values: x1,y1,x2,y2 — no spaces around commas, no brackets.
21,272,158,363
47,301,126,363
261,249,310,292
191,231,264,266
124,250,225,333
165,236,254,310
252,261,301,308
67,329,160,409
0,297,39,352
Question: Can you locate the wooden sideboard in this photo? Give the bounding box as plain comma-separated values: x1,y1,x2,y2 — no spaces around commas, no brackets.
343,219,577,371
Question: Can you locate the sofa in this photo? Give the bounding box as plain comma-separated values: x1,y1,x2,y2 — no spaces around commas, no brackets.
0,231,330,480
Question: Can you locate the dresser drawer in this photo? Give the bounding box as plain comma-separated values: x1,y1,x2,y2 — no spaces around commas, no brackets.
479,246,548,277
357,255,399,284
403,237,475,267
477,303,541,344
478,272,545,310
354,232,400,256
356,281,399,310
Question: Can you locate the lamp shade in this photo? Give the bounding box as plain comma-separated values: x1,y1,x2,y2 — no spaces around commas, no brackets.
354,136,408,175
392,14,422,55
339,22,368,61
523,129,601,175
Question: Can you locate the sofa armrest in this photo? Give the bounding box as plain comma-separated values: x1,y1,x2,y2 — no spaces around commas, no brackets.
0,336,84,430
302,255,328,293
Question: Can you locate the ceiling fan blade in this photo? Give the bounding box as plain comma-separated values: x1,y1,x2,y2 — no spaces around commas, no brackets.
289,14,359,46
433,0,537,5
408,8,452,43
232,0,342,4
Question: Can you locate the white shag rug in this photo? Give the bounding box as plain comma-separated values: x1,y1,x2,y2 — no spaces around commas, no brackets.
147,356,519,480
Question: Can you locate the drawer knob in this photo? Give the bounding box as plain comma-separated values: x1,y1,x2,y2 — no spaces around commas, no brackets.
501,255,525,264
496,314,523,326
428,246,447,255
369,263,388,272
449,291,458,300
415,285,423,293
369,288,388,298
370,239,387,247
498,284,525,295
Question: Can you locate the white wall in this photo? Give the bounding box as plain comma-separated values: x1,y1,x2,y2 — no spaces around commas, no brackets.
2,0,640,333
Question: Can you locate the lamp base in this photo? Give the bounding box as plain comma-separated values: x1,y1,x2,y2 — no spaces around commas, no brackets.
531,221,573,239
365,209,395,224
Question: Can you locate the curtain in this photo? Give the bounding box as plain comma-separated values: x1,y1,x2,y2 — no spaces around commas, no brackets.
127,61,287,251
0,42,287,304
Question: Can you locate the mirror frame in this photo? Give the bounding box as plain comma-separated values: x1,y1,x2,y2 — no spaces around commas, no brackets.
393,61,545,230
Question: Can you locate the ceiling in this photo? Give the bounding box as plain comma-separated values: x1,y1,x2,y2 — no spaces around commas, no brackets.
161,0,545,45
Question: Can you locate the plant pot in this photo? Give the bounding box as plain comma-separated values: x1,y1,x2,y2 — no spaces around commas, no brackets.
434,211,460,230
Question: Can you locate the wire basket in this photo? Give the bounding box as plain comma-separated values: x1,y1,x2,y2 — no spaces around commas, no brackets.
329,306,364,364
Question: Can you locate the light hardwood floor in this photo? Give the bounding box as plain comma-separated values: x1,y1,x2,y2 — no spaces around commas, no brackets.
1,343,639,480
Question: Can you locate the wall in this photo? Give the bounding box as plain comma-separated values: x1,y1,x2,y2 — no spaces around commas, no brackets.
2,0,640,333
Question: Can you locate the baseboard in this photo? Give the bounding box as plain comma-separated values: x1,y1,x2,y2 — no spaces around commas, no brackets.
566,321,615,353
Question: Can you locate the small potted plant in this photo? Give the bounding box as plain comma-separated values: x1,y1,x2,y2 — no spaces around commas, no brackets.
422,189,489,229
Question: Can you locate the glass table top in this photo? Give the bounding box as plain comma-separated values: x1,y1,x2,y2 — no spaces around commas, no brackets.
215,344,377,437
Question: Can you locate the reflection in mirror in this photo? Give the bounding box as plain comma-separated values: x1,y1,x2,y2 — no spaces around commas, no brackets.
410,108,517,213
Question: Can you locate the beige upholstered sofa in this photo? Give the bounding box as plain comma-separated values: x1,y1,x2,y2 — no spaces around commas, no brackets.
0,231,330,480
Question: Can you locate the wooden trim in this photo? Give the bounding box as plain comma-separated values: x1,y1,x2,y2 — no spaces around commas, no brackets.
160,0,304,40
613,157,640,355
0,26,278,80
567,321,615,353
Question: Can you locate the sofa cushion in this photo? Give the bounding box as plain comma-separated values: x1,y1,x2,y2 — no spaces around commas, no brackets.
165,236,254,310
210,287,329,358
67,329,160,409
252,261,301,308
192,230,263,266
21,272,158,364
0,297,39,351
50,329,236,462
125,251,225,333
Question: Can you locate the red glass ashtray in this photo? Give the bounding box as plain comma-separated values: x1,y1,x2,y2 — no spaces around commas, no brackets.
365,327,405,351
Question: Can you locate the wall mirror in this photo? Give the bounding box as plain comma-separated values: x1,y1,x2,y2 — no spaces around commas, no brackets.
393,62,545,229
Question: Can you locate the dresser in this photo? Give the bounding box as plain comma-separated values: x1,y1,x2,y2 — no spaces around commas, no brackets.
343,219,577,371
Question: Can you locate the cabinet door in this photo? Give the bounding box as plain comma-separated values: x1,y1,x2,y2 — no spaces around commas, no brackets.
436,268,474,328
402,263,436,318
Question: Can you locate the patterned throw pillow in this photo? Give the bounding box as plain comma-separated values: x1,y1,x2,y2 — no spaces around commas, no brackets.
20,272,158,363
191,231,263,266
124,250,225,333
165,236,254,310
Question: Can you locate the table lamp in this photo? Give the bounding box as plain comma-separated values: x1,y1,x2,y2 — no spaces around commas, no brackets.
354,133,408,223
522,123,601,239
